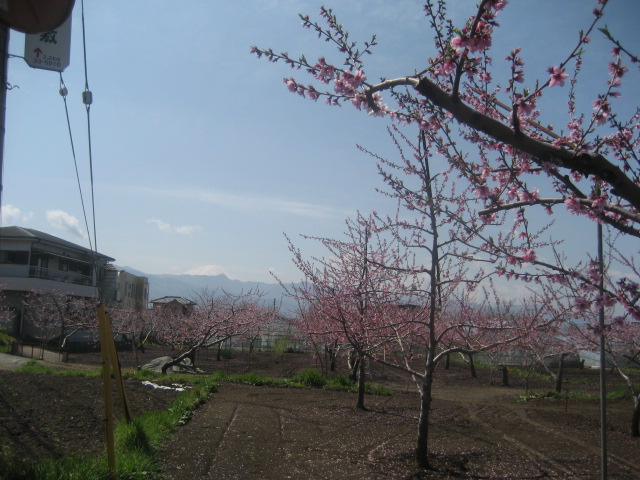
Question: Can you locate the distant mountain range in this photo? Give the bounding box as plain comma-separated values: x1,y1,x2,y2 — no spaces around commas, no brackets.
116,266,297,313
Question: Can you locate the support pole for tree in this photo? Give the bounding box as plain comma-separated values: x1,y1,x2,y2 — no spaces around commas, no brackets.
597,223,608,480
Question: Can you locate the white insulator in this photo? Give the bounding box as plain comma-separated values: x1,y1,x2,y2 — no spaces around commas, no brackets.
82,90,93,105
59,86,68,97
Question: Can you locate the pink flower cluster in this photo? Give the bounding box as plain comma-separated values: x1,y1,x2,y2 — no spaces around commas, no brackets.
547,66,568,87
333,70,365,96
311,57,336,84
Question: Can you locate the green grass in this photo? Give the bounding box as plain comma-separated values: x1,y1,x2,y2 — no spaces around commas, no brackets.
0,327,14,354
513,387,632,403
19,359,100,377
0,369,218,480
214,368,393,396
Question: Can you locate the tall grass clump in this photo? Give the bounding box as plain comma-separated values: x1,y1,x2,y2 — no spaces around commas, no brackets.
290,368,328,388
0,327,14,354
19,359,54,374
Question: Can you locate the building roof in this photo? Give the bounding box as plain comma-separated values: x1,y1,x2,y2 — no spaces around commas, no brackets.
0,226,115,262
150,296,196,306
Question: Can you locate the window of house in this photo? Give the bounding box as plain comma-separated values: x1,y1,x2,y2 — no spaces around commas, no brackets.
0,250,29,265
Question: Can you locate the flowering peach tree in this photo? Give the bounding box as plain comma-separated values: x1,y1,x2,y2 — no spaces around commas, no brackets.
22,290,97,348
251,0,639,321
281,212,417,410
252,0,640,467
154,289,275,374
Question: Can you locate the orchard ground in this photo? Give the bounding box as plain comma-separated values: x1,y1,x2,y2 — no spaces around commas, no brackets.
0,346,639,479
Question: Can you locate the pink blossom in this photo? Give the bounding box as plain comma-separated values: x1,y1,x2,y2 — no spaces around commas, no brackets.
593,98,611,126
485,0,508,11
506,255,519,265
574,297,590,312
608,60,627,80
312,57,335,84
285,78,297,92
518,188,539,203
435,58,456,77
521,249,536,262
565,196,586,215
547,66,568,87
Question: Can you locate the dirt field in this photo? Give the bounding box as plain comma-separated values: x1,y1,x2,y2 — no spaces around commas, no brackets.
1,346,639,479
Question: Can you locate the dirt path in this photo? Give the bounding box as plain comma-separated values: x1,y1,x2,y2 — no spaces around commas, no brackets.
159,382,640,479
160,384,418,479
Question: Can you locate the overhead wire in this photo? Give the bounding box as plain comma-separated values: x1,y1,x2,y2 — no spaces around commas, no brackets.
80,0,97,253
58,72,93,252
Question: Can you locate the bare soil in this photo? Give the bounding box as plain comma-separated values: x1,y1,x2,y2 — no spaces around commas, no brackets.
1,346,639,479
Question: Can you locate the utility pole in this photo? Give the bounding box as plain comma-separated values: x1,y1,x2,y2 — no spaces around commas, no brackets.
598,222,608,480
0,21,8,219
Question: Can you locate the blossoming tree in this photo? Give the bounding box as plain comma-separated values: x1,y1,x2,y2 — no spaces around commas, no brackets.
251,0,639,321
22,290,97,348
252,0,638,467
108,307,156,368
154,289,275,374
282,212,416,409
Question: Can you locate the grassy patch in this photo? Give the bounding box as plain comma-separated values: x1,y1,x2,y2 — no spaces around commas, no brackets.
18,359,100,377
217,368,393,396
513,388,631,403
0,370,218,480
19,359,54,374
0,327,14,354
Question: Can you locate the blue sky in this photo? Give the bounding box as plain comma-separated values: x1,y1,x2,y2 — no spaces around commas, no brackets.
1,0,638,290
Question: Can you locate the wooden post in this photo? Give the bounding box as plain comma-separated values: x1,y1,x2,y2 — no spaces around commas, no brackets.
101,307,132,422
97,304,116,474
97,303,133,476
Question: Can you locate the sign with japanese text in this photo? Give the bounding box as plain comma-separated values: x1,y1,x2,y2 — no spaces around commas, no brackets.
24,15,71,72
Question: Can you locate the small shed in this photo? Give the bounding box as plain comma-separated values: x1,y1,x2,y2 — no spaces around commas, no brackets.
149,296,196,315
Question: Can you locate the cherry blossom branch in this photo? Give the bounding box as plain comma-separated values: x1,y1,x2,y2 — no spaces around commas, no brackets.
479,197,640,236
366,76,640,215
404,76,640,211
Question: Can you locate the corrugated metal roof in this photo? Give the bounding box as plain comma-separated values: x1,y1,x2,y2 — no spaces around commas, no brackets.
150,296,196,305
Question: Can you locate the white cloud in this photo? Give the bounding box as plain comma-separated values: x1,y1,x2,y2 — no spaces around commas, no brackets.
175,225,202,235
138,186,351,219
148,219,201,235
185,264,235,279
1,204,33,224
46,210,85,238
148,219,173,232
1,204,21,224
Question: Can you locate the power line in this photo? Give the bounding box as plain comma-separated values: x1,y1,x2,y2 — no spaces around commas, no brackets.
80,0,97,253
58,72,93,252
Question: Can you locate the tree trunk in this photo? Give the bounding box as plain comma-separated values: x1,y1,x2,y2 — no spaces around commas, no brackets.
132,338,140,369
444,353,450,370
501,365,510,387
217,343,222,361
415,366,435,469
632,395,640,437
330,348,337,372
356,354,367,410
467,353,477,378
555,353,567,393
349,351,360,382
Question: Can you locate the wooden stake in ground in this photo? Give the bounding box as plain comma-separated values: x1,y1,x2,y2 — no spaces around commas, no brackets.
97,303,132,475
